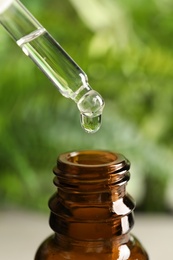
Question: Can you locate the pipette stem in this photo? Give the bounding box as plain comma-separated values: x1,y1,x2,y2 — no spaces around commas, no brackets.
0,0,104,133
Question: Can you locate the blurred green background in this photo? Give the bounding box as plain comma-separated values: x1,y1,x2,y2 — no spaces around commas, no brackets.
0,0,173,213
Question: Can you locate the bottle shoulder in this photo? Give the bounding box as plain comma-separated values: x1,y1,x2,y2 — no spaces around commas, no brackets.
128,235,149,260
34,235,60,260
35,234,149,260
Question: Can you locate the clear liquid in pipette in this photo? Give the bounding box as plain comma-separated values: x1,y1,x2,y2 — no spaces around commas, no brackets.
17,28,74,98
17,29,104,133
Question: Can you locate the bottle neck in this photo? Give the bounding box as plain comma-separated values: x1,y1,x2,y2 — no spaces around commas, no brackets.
49,150,135,244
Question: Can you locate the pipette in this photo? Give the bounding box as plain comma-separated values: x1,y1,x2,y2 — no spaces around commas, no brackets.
0,0,104,133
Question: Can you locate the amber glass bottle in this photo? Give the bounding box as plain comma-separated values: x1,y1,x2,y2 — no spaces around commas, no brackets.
35,150,149,260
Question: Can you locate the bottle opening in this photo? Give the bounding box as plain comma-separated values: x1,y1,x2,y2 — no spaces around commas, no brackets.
56,150,130,178
66,150,118,166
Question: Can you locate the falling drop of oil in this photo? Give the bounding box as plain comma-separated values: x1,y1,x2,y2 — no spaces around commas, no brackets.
80,114,102,134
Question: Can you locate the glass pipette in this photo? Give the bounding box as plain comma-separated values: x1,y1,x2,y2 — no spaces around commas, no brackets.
0,0,104,133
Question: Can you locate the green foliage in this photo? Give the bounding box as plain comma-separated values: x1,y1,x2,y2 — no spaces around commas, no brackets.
0,0,173,212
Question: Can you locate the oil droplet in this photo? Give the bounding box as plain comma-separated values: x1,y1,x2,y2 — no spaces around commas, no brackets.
77,90,104,133
80,114,102,134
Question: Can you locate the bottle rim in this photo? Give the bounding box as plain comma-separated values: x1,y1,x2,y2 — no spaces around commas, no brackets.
57,150,129,173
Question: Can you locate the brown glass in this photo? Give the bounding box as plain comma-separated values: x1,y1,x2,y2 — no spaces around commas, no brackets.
35,150,149,260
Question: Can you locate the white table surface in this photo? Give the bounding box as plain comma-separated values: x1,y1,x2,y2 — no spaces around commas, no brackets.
0,210,172,259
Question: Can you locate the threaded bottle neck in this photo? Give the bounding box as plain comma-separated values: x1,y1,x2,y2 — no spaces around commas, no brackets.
54,150,130,193
49,150,135,242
